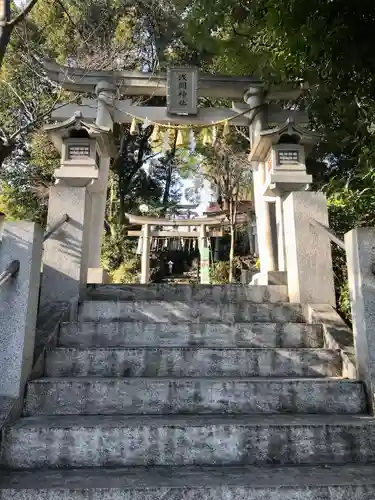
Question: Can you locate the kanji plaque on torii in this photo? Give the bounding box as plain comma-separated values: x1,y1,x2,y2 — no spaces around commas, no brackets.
167,67,198,116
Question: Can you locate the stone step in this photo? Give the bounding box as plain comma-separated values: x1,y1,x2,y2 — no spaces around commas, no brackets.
59,321,323,348
24,377,366,416
2,464,375,499
2,414,375,468
79,301,304,323
44,347,342,378
86,284,289,303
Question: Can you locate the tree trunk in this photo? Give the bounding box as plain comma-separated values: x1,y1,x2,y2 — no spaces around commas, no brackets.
161,130,178,214
228,199,238,283
229,223,235,283
0,0,40,70
0,140,16,171
0,26,11,70
162,163,173,207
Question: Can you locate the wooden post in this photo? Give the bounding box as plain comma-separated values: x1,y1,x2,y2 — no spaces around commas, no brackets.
140,224,151,284
199,225,210,284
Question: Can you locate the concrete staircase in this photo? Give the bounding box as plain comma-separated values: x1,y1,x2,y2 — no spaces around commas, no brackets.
1,283,375,498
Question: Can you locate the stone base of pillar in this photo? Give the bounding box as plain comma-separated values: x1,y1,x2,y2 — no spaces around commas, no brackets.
87,267,111,284
251,271,288,286
40,184,91,306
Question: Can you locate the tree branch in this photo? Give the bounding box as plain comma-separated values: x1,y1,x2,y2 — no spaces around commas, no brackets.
8,0,40,28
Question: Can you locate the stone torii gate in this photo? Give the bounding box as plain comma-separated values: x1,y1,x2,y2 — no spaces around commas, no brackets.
126,213,225,284
39,58,314,300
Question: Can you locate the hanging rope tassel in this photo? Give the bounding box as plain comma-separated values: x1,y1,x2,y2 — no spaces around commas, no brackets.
202,128,211,146
142,117,151,129
130,117,137,134
162,130,171,153
212,124,217,145
176,130,184,146
189,129,196,153
223,120,230,136
151,124,159,143
136,236,143,255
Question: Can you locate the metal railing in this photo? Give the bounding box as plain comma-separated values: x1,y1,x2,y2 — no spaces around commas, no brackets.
43,214,70,242
0,260,20,288
309,218,345,250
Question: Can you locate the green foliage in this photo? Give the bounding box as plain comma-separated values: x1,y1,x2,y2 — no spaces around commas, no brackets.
111,259,140,284
209,261,230,284
101,226,138,272
327,177,375,321
338,282,351,325
0,132,57,225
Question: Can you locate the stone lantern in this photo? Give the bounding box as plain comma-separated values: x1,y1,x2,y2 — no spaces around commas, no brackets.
249,117,320,196
40,111,115,305
44,111,115,187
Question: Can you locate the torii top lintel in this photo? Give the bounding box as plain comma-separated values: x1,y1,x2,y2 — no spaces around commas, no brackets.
126,213,226,226
42,59,305,101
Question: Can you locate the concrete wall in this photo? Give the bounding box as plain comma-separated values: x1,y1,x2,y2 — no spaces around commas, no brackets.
0,222,43,398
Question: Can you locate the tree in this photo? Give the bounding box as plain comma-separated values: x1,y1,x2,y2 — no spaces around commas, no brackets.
0,0,194,218
184,0,375,311
0,0,40,69
201,135,251,282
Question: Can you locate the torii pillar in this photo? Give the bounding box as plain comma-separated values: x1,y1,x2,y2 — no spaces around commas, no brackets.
245,88,278,276
86,81,116,284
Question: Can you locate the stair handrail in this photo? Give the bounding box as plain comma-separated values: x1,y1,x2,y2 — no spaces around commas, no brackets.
309,218,345,250
43,213,70,242
0,259,20,288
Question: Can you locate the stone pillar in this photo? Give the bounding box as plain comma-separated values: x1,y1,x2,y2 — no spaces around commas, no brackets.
0,222,43,397
199,224,207,251
253,165,277,273
95,81,116,129
283,191,335,305
40,184,92,305
275,195,286,271
245,87,267,147
140,224,151,284
86,82,116,283
345,228,375,412
87,157,110,285
247,223,255,255
214,237,220,261
246,88,277,274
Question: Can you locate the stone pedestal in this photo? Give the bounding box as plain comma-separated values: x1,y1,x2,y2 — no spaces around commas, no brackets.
345,228,375,412
40,184,91,305
283,191,335,305
140,224,151,284
87,267,111,284
0,222,43,397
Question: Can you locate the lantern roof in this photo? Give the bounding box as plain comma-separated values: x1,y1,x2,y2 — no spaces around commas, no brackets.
44,111,116,156
249,117,321,162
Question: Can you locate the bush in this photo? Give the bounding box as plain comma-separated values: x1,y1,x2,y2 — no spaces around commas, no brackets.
209,261,230,284
111,258,140,284
338,282,352,325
